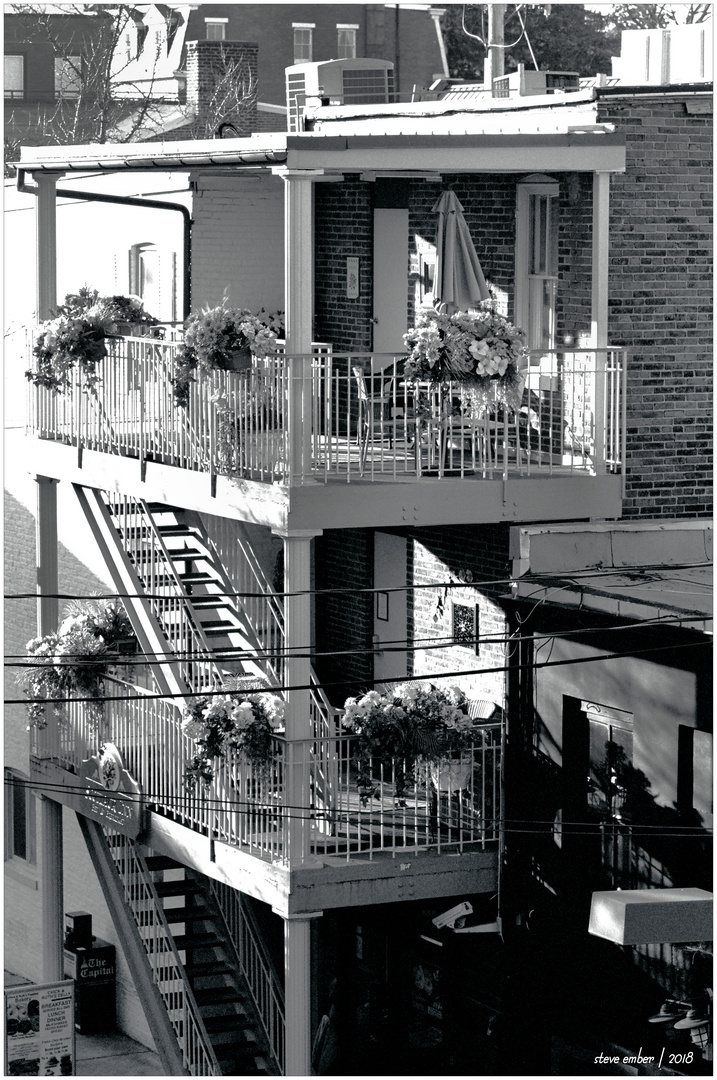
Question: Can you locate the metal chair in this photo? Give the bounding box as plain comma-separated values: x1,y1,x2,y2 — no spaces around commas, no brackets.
352,367,395,469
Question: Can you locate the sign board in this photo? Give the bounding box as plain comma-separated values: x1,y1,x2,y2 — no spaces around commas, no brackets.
30,742,144,838
4,981,75,1077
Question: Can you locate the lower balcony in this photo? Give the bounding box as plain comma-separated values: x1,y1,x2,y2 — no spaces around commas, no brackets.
26,338,626,529
30,682,502,913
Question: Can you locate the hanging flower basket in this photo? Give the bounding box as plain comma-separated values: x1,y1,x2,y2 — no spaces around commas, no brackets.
182,678,286,787
170,303,282,406
20,598,136,730
342,683,481,805
26,291,160,392
403,302,528,413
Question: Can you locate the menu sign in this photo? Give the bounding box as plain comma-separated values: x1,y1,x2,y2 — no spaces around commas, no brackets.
4,982,75,1077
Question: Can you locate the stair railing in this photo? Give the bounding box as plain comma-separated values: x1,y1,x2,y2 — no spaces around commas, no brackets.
211,881,286,1075
104,493,221,695
104,830,224,1076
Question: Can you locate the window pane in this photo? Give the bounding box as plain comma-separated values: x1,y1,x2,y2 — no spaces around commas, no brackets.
55,57,82,98
12,777,27,861
4,55,24,97
338,28,356,59
294,28,312,63
206,21,225,41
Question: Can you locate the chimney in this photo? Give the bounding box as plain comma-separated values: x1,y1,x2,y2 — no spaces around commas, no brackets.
185,40,258,137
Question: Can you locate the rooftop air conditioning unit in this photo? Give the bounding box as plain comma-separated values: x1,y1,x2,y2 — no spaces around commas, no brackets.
492,66,580,99
286,58,395,132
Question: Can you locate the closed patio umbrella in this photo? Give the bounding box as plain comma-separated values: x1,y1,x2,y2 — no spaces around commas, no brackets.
433,190,490,312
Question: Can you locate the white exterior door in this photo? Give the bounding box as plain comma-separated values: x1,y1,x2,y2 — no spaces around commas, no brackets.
373,208,409,356
515,177,559,352
373,531,408,685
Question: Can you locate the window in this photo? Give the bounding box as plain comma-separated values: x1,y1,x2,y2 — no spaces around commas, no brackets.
515,176,559,352
205,18,227,41
584,703,634,822
337,24,358,59
293,24,314,63
55,56,82,98
4,769,36,867
4,54,24,99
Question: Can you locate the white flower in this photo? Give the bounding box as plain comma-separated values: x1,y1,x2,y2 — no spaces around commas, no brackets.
182,717,205,739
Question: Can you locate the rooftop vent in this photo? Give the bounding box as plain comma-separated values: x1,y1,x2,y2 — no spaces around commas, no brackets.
286,58,395,131
493,65,580,99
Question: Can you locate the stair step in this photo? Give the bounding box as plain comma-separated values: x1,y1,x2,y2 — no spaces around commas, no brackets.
185,960,235,980
157,524,194,537
133,548,204,561
162,906,209,923
145,502,182,513
180,573,215,584
144,855,184,872
153,879,200,898
193,986,241,1006
212,1040,258,1060
202,1014,251,1035
173,932,223,951
190,596,232,610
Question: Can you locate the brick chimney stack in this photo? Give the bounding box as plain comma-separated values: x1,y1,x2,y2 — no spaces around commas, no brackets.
185,40,258,137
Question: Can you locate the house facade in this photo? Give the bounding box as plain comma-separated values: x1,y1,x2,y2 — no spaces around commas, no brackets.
7,39,712,1079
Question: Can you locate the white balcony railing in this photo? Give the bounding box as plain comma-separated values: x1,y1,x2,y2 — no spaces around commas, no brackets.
32,686,502,865
27,337,626,486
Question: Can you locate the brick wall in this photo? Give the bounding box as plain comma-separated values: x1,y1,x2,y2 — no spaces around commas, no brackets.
190,173,284,313
596,92,712,519
410,525,511,705
315,178,374,350
185,40,258,138
314,528,374,703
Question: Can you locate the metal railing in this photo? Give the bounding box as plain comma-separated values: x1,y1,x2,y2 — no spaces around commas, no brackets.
32,690,501,865
212,883,285,1073
26,336,625,485
105,829,222,1075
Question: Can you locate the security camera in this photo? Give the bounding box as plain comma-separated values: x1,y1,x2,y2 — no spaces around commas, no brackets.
432,901,473,930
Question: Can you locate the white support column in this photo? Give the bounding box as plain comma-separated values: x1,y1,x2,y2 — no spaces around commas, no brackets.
278,530,321,866
282,912,322,1076
35,172,60,321
591,172,610,474
275,167,322,483
36,474,64,981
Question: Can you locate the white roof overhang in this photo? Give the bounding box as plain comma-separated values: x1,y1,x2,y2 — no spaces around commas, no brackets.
16,130,625,177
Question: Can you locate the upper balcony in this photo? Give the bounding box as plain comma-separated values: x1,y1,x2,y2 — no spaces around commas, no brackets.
26,334,626,531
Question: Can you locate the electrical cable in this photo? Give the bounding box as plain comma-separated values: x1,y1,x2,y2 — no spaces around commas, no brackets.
3,777,712,838
6,612,710,670
4,637,710,708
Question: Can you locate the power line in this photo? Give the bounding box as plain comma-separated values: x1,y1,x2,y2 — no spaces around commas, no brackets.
3,778,712,839
4,637,710,708
5,610,711,672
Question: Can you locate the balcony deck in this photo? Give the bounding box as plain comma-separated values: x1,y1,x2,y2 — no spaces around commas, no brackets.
26,339,626,529
30,685,501,913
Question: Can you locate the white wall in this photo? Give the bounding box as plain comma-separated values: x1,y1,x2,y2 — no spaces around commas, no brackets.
190,172,284,314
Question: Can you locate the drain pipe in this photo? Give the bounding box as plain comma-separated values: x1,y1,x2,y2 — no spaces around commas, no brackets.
17,168,193,319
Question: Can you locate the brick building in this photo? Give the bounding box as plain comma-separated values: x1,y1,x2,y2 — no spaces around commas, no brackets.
7,29,713,1078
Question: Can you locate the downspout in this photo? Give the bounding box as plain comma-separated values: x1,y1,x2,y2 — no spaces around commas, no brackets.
17,168,193,319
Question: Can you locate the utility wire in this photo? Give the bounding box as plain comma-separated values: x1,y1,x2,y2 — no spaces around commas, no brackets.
3,779,712,841
4,638,710,708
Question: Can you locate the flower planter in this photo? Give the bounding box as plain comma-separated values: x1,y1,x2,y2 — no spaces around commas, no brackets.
430,755,473,792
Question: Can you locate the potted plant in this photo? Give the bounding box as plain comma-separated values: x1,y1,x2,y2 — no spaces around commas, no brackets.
21,598,136,729
181,678,286,787
171,302,281,406
403,301,527,414
342,682,481,804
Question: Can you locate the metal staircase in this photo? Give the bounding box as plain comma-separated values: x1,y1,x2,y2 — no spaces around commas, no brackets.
88,824,283,1074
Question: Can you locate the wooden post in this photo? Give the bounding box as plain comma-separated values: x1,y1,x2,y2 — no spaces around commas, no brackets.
36,474,64,981
275,168,322,483
591,171,610,474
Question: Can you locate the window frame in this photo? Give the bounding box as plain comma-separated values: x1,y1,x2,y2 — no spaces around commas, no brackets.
4,53,25,99
292,23,314,64
4,768,37,874
54,55,83,99
337,24,358,59
515,175,560,353
204,17,227,41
